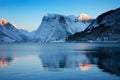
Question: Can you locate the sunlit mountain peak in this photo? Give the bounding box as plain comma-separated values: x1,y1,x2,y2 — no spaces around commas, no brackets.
0,18,8,25
78,14,92,21
0,18,18,29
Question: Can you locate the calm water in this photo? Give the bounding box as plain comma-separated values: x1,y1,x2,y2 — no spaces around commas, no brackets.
0,43,120,80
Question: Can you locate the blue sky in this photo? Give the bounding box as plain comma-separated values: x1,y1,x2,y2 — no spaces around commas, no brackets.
0,0,120,31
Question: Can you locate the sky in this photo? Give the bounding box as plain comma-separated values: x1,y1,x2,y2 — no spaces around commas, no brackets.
0,0,120,31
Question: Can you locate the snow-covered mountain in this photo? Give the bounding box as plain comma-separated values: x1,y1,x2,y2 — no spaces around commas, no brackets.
18,29,35,41
0,19,35,43
0,13,93,43
67,8,120,42
33,14,92,42
0,19,23,42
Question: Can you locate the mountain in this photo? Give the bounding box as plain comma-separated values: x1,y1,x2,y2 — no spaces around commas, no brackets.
0,18,36,43
78,13,92,21
0,19,23,42
33,14,92,42
0,14,92,43
67,8,120,42
18,29,35,41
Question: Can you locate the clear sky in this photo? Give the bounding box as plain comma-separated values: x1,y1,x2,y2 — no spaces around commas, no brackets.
0,0,120,31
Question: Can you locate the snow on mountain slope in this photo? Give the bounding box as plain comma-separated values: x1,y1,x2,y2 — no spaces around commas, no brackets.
0,19,23,42
18,29,35,40
33,14,92,42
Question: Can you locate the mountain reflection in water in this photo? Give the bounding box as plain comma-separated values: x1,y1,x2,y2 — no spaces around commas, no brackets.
0,43,120,80
0,56,18,67
40,47,120,76
86,47,120,76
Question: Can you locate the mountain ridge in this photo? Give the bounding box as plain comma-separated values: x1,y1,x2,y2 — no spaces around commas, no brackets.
32,14,92,42
67,8,120,42
0,8,119,43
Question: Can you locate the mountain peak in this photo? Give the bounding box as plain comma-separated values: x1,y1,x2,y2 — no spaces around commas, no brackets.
0,18,18,29
78,14,92,21
0,18,8,25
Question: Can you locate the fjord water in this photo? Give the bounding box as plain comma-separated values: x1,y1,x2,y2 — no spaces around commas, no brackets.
0,43,120,80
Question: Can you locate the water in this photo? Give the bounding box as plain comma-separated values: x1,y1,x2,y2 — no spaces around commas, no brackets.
0,43,120,80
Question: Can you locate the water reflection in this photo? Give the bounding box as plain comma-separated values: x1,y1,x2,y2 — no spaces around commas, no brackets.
40,52,91,71
0,43,120,80
86,47,120,76
0,56,18,67
79,63,91,71
0,46,120,77
40,47,120,76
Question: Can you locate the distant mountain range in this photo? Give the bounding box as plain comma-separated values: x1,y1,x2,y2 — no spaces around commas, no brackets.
0,14,92,43
0,7,120,43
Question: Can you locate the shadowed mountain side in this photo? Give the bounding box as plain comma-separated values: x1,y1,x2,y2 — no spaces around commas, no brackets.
67,8,120,42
